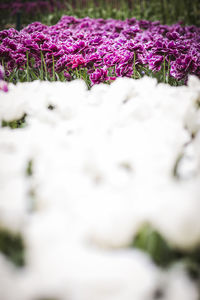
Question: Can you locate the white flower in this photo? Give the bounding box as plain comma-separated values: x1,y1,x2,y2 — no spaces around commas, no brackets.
0,77,200,299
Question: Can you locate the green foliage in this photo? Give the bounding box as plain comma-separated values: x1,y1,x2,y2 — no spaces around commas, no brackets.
133,223,176,267
1,114,27,129
26,160,33,177
132,223,200,280
36,0,200,26
3,57,182,88
0,228,25,267
0,0,199,30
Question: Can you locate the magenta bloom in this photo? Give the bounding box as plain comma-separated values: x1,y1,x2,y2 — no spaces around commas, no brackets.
86,53,102,68
115,63,133,77
0,80,8,92
170,54,198,80
64,71,72,81
90,67,109,84
148,55,164,72
0,15,200,84
71,55,86,69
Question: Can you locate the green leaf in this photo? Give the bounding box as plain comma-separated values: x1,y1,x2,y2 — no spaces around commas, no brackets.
0,228,25,267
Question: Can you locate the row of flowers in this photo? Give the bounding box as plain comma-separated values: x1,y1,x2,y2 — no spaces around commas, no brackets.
0,16,200,85
0,75,200,299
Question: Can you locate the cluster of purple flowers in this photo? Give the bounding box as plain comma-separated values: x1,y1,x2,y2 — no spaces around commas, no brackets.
0,0,64,16
0,16,200,85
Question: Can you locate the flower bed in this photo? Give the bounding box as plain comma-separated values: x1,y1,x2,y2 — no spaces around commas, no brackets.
0,76,200,299
0,16,200,86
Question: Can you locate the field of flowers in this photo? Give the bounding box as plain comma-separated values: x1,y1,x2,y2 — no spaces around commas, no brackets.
0,0,200,299
0,72,200,299
1,16,200,87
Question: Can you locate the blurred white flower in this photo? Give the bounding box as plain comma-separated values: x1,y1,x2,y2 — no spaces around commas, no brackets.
0,76,200,299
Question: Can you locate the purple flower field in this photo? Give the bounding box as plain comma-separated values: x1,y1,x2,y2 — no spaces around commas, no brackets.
0,16,200,85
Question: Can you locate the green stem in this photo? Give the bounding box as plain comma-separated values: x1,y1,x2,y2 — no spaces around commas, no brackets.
26,51,30,82
75,68,79,79
52,55,55,81
163,54,166,83
166,57,171,84
113,65,116,77
133,51,136,79
41,51,47,80
40,51,44,80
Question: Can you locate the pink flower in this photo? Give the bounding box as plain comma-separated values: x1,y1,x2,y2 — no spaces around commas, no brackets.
90,67,109,84
71,55,86,69
0,80,8,92
64,71,72,81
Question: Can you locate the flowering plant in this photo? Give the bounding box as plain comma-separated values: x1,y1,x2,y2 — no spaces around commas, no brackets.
0,16,200,85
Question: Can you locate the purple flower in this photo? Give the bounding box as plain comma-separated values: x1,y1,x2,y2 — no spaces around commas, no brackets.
166,31,180,40
40,41,51,52
103,53,120,67
49,43,60,52
2,38,17,50
72,40,87,54
148,55,164,72
71,55,86,69
127,18,137,26
139,19,150,29
0,15,199,85
23,39,39,51
55,55,68,72
115,63,133,77
86,53,102,68
90,67,109,84
13,54,26,68
122,25,141,39
31,32,47,44
170,54,198,80
126,41,144,53
153,40,168,54
170,62,185,80
64,71,72,81
90,36,103,46
0,80,8,92
7,60,15,70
